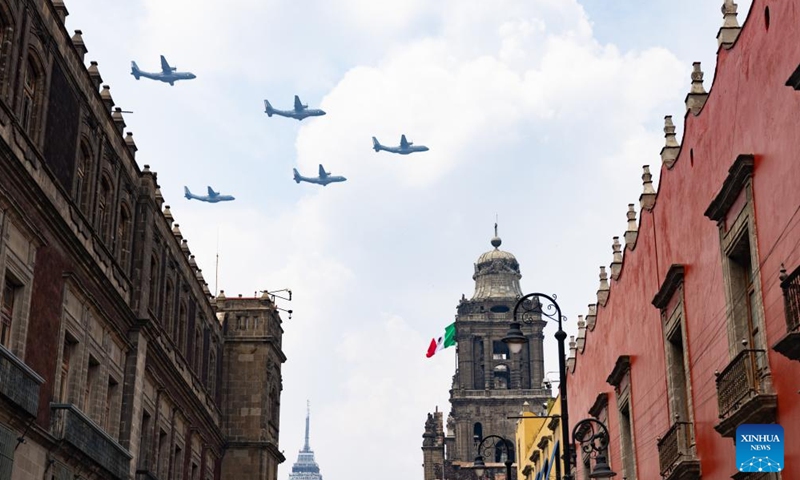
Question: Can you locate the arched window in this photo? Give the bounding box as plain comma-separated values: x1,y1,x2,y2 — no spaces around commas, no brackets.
117,204,131,268
177,301,186,352
163,280,174,334
194,326,203,371
21,52,43,139
208,347,217,394
494,364,510,389
148,255,159,313
96,175,113,244
473,422,483,444
75,143,93,214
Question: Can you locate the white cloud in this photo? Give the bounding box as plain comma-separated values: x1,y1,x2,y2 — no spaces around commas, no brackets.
62,1,724,480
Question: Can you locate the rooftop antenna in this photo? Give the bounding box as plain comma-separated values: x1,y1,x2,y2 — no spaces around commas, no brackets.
214,227,220,296
304,400,311,451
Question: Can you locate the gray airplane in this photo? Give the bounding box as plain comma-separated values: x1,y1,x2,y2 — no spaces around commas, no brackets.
184,186,235,203
372,135,429,155
293,165,346,186
264,95,326,120
131,55,196,86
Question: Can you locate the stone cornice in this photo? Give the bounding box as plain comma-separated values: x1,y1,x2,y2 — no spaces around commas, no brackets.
588,393,608,418
606,355,631,387
652,264,685,309
704,154,754,222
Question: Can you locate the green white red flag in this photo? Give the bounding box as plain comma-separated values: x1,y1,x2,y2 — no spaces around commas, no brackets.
426,322,456,358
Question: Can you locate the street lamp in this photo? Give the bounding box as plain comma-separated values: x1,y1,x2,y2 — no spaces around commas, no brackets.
502,293,571,479
571,418,617,479
472,435,514,480
501,294,619,480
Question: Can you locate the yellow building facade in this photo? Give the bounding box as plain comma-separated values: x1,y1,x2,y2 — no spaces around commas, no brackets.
515,397,564,480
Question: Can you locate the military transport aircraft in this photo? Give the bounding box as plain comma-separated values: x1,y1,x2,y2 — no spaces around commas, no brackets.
293,165,346,186
131,55,196,86
184,186,235,203
372,135,429,155
264,96,326,120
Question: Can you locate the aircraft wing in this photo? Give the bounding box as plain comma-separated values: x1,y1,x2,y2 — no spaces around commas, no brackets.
400,135,410,149
318,164,328,179
207,186,218,197
160,55,174,74
294,95,307,111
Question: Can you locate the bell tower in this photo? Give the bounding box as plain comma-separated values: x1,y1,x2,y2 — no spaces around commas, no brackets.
448,228,550,466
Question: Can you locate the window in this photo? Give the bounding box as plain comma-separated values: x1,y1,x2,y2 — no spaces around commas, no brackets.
84,355,100,417
727,232,766,355
666,325,690,422
191,463,199,480
58,336,77,403
473,422,483,444
208,348,217,394
177,301,187,352
194,327,203,371
492,340,509,360
0,424,16,478
493,364,509,389
157,429,169,479
0,277,17,348
105,376,119,437
97,175,113,244
75,143,93,214
618,402,636,479
163,280,174,335
21,54,42,138
173,445,183,480
139,411,152,470
116,205,131,268
149,255,160,313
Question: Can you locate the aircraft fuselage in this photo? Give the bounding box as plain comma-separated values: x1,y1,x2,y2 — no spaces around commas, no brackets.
267,108,326,121
132,70,196,85
377,145,430,155
185,193,235,203
294,174,346,186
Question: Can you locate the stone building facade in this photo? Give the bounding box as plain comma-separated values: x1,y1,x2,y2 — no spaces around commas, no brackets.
423,233,551,480
0,0,285,479
566,1,800,479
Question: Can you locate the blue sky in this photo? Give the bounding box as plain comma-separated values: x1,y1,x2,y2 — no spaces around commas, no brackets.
66,1,752,478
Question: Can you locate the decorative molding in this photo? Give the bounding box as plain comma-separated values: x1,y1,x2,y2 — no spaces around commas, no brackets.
606,355,631,387
704,154,754,222
652,265,686,309
588,393,608,418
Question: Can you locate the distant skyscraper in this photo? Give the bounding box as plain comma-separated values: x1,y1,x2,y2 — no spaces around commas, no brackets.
289,402,323,480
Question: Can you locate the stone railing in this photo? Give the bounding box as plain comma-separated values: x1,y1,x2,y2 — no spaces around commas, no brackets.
715,349,767,419
51,403,132,479
0,345,44,417
657,421,693,476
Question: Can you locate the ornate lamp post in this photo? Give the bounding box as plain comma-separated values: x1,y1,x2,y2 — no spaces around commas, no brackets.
472,435,514,480
502,293,617,480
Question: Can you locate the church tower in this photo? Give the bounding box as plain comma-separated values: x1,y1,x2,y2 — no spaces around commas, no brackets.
447,228,550,467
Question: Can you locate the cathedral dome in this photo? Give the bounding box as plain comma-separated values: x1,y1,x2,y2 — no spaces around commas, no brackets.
471,230,523,300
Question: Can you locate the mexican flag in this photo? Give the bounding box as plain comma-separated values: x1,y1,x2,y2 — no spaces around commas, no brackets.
426,322,456,358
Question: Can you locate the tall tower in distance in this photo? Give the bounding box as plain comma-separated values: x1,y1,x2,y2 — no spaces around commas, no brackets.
289,402,324,480
448,228,551,469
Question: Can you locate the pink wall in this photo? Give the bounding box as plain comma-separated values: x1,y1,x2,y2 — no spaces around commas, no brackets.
567,1,800,478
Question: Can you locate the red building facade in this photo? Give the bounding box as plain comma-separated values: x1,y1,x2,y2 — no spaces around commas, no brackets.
566,1,800,479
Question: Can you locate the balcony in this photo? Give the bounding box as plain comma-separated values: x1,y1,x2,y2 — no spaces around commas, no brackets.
657,421,700,480
773,265,800,361
51,404,132,479
0,345,44,418
713,349,777,438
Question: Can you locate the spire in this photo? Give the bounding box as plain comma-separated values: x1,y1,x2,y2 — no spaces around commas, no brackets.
491,221,501,249
304,400,311,451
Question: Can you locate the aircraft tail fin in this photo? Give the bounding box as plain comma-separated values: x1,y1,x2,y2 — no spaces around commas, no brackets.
372,137,381,152
184,186,192,199
293,168,301,183
264,100,274,117
131,61,141,80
